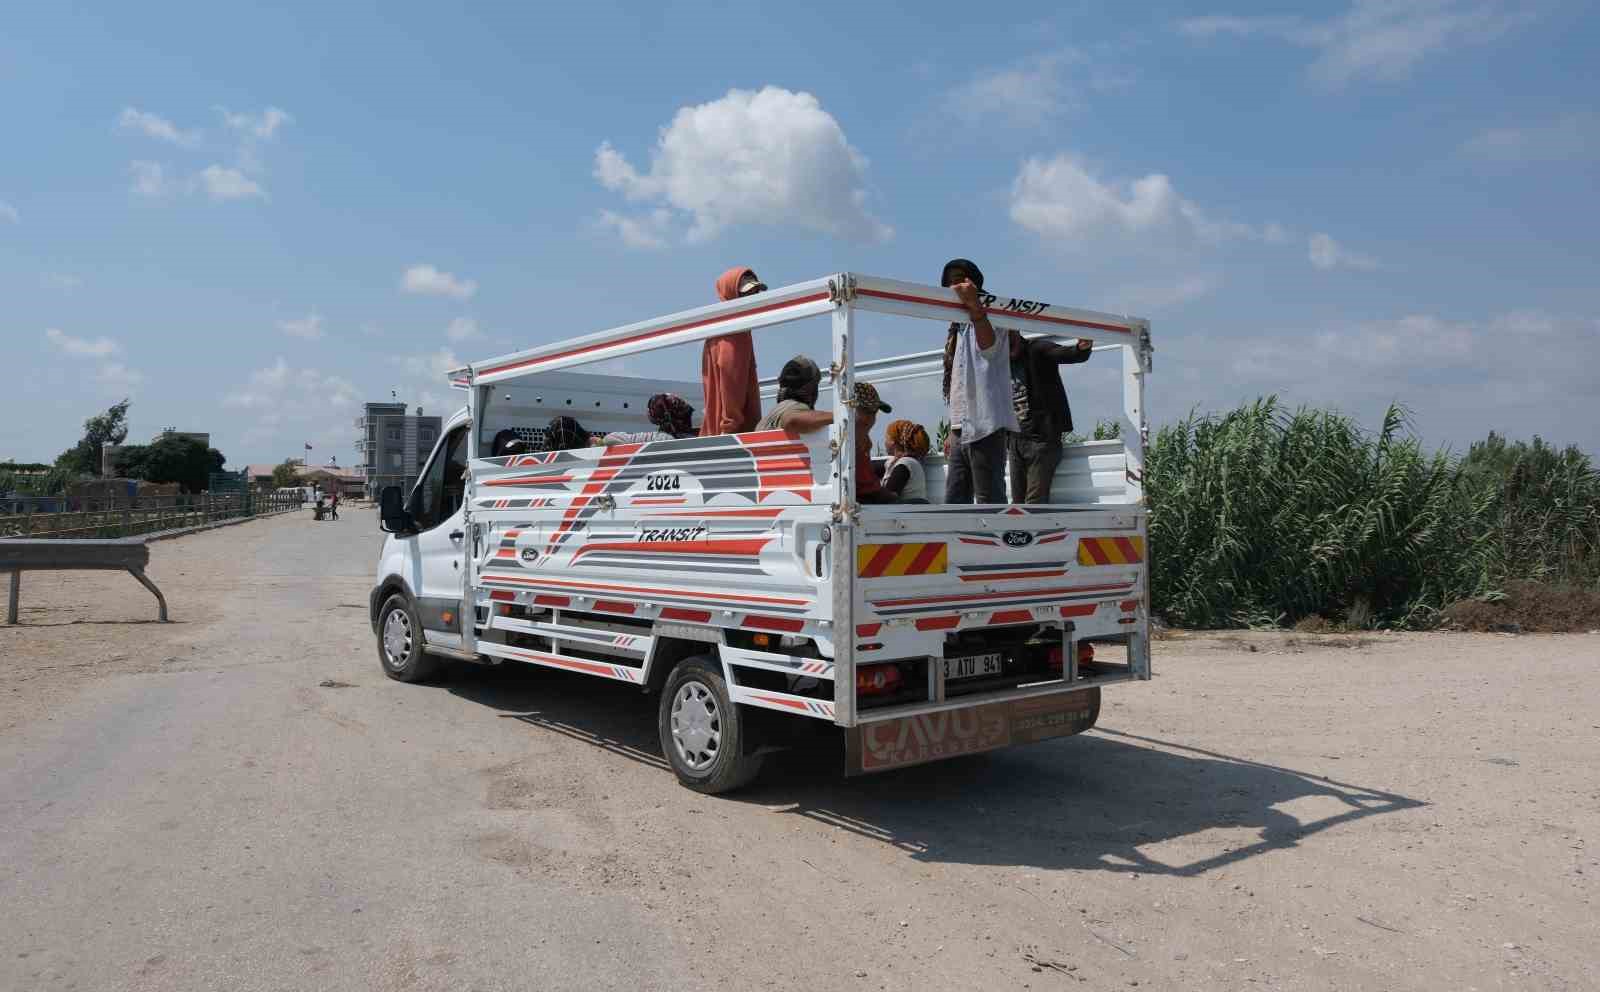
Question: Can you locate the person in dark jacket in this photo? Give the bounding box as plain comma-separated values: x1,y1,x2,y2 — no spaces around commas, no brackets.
1007,332,1092,504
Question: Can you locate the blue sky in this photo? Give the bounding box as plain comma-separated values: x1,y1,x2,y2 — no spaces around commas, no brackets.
3,0,1597,468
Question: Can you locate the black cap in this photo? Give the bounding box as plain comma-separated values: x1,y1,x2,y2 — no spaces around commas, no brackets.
777,355,822,392
940,258,984,289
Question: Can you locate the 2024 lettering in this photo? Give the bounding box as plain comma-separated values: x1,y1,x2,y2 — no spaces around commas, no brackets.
645,473,682,492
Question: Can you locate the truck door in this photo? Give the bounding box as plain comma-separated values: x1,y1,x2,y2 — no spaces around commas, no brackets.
407,421,471,639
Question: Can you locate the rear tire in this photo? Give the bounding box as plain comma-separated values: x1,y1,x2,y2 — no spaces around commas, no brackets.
658,656,763,794
376,592,440,683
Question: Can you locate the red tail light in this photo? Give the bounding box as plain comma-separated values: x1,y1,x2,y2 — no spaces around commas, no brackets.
1048,642,1095,672
856,663,903,696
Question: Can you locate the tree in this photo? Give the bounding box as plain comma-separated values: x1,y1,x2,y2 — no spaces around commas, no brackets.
55,399,131,476
271,459,302,490
115,436,227,493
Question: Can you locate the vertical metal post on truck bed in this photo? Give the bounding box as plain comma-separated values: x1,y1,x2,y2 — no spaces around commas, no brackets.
830,280,858,727
1124,326,1152,679
461,377,480,658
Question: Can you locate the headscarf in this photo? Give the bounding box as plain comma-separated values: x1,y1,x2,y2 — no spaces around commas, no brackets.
940,259,986,403
647,393,695,437
545,416,589,451
715,266,759,302
886,420,930,459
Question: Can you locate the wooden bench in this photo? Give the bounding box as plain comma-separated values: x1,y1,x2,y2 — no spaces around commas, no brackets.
0,538,168,625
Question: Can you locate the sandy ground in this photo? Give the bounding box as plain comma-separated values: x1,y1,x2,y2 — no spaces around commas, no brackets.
1,511,1596,991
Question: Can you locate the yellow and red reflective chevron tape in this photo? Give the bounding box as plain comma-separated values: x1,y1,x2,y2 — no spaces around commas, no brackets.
1077,536,1146,566
857,542,949,578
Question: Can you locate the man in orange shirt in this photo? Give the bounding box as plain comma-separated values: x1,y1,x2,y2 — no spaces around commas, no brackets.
700,267,766,436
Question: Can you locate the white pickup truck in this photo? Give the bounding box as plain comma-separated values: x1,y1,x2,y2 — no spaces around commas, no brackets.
369,272,1153,793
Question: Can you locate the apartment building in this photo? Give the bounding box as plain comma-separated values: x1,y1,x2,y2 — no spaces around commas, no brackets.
354,402,442,498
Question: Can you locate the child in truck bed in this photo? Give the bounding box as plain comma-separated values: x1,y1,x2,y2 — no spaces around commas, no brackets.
881,420,931,504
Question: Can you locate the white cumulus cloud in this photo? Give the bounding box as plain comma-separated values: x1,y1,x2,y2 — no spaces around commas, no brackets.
278,313,325,340
594,86,892,244
95,363,146,389
45,328,121,358
117,107,200,147
224,358,359,411
199,164,266,201
129,161,174,197
401,264,478,299
399,347,463,380
597,209,672,250
445,317,481,342
1308,232,1380,270
1178,0,1533,87
1010,154,1282,246
219,106,293,140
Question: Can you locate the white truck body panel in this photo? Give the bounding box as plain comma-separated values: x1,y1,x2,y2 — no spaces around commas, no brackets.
374,272,1152,776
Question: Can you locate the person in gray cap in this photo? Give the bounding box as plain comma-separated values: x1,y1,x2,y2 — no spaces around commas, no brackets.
757,355,834,434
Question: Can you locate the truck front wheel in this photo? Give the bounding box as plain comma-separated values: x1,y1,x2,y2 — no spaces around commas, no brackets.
376,592,439,684
658,656,763,794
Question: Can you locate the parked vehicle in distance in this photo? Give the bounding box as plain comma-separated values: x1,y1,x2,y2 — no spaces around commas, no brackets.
369,272,1153,793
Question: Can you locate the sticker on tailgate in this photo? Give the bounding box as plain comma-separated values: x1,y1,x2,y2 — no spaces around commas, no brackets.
857,542,947,577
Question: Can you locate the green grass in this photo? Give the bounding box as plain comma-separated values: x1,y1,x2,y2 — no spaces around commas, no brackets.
1145,399,1599,629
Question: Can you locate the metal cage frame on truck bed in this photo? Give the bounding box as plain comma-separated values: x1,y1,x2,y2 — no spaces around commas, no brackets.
445,272,1154,731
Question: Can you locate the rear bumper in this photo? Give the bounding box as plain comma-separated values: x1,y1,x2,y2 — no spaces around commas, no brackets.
843,685,1100,775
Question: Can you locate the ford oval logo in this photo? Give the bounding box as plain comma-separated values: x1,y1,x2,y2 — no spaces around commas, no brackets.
1002,530,1034,548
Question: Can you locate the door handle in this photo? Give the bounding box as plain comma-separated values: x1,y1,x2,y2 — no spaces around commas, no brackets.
449,529,464,541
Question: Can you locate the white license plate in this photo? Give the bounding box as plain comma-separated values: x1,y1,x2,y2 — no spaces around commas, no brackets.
943,653,1003,680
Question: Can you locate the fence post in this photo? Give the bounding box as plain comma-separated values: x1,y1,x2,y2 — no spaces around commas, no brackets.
6,569,19,625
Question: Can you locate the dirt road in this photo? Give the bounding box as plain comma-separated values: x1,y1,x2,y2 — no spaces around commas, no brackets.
2,512,1595,991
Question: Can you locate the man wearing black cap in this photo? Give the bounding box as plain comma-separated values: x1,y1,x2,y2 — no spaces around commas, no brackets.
757,355,834,434
939,258,1016,504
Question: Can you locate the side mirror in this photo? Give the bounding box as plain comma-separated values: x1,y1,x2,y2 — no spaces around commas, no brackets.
379,486,412,534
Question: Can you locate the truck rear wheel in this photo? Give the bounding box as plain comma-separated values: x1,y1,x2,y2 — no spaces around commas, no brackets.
376,592,440,684
658,656,763,795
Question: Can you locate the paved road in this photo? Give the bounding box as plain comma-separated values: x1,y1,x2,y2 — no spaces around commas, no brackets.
2,512,1595,990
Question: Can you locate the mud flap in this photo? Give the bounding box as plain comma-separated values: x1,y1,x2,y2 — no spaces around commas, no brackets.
844,687,1101,775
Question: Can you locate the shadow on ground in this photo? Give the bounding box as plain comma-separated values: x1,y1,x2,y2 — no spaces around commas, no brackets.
448,661,1424,877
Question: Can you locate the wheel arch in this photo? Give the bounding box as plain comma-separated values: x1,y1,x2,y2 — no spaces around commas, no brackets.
643,635,725,696
369,574,416,633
